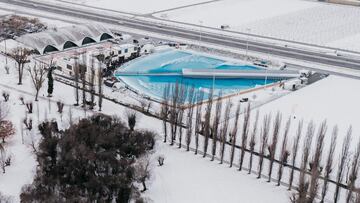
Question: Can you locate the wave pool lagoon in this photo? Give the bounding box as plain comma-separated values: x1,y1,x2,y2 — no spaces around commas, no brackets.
115,49,277,101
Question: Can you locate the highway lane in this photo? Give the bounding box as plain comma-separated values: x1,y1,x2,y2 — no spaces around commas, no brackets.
2,0,360,70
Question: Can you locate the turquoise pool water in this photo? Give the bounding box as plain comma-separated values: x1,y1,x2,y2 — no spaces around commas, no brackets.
115,49,276,101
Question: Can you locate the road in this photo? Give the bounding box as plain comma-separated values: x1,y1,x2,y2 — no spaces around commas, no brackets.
2,0,360,73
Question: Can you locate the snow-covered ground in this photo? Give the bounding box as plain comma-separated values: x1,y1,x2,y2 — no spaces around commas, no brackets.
0,51,292,202
145,142,289,203
154,0,360,52
255,75,360,155
1,1,360,202
0,48,358,202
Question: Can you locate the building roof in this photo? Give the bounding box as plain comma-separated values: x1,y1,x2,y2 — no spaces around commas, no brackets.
16,24,114,54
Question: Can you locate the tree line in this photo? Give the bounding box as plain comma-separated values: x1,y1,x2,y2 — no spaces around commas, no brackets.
160,82,360,203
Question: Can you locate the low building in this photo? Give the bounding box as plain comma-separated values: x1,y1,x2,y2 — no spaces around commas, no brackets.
16,24,114,54
111,43,139,62
51,42,138,83
55,54,104,85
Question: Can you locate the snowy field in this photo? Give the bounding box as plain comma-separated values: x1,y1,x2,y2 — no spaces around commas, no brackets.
145,142,289,203
51,0,210,14
154,0,360,52
255,75,360,155
0,50,358,202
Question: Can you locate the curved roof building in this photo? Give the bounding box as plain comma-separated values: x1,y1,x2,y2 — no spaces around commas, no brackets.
17,24,114,54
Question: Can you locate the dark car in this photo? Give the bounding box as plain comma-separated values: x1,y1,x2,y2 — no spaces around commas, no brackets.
104,79,117,87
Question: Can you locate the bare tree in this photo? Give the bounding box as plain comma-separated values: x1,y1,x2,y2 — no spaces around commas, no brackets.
356,193,360,203
267,112,282,182
68,106,73,126
23,117,33,131
157,155,165,166
36,102,40,124
185,87,196,151
80,64,87,107
134,156,151,192
288,120,303,190
9,47,31,85
56,101,64,114
277,116,291,186
202,90,214,158
161,84,171,143
169,83,180,146
2,92,9,102
320,126,337,203
74,60,80,106
229,103,241,168
194,91,204,155
211,95,223,161
308,120,327,202
177,84,187,148
0,145,8,173
248,110,259,174
0,120,15,143
126,110,137,131
89,65,96,110
296,121,315,202
346,137,360,203
177,108,185,148
26,102,33,114
0,102,9,123
19,96,25,105
257,114,271,179
219,100,231,164
28,63,46,101
97,62,103,111
334,126,352,203
239,103,251,171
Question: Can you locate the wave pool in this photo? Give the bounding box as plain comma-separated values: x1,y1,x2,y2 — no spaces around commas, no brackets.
115,49,277,101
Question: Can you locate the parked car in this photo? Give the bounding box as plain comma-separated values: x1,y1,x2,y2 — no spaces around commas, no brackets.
104,79,117,87
114,32,122,37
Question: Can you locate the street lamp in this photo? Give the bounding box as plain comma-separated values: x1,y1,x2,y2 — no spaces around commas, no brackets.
264,67,268,87
4,39,7,64
212,69,215,90
4,39,9,74
246,28,251,60
199,20,203,48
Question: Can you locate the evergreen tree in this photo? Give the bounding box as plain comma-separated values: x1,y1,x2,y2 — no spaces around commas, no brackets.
47,67,54,97
20,114,155,202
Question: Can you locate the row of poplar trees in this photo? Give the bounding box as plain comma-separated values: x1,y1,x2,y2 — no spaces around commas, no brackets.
160,82,360,203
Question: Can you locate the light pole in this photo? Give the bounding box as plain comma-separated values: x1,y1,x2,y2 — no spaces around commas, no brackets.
199,20,203,48
264,67,268,89
4,39,7,65
4,39,9,74
212,70,215,90
246,28,251,60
